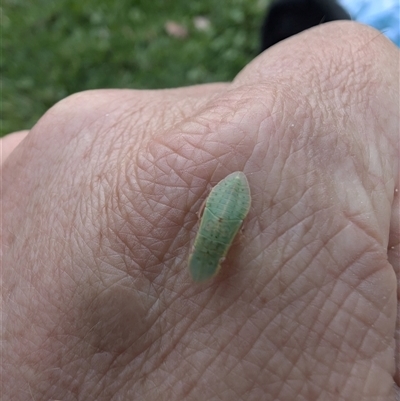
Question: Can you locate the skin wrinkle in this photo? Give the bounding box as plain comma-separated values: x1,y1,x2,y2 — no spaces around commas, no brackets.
316,278,388,350
275,307,333,365
262,220,344,294
201,313,251,368
79,334,152,394
148,296,210,371
331,297,377,357
105,89,204,145
194,296,276,390
268,264,382,390
299,305,342,358
229,330,272,388
320,268,380,340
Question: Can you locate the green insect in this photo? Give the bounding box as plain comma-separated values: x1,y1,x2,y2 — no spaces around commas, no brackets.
189,171,251,282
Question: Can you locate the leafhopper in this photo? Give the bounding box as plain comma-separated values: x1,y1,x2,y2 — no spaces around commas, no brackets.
189,171,251,282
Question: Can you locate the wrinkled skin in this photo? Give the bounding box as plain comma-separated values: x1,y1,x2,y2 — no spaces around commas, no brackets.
1,22,399,401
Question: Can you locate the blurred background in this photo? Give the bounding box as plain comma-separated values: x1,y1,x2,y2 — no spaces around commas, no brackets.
2,0,399,137
2,0,269,137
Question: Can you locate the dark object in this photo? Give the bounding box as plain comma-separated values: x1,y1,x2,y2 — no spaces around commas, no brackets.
260,0,351,51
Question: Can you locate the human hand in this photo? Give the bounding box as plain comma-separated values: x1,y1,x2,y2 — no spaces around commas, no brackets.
2,22,399,400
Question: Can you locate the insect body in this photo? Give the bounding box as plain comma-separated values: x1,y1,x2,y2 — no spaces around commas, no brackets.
189,171,251,282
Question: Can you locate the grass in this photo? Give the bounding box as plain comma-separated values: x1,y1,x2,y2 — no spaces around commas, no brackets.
2,0,270,137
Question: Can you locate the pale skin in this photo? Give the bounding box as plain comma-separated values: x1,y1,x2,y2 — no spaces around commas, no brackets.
1,22,399,400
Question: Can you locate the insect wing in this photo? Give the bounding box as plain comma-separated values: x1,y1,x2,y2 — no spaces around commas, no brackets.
188,172,251,282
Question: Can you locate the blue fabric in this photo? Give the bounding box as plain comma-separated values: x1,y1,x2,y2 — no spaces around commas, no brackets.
338,0,400,46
